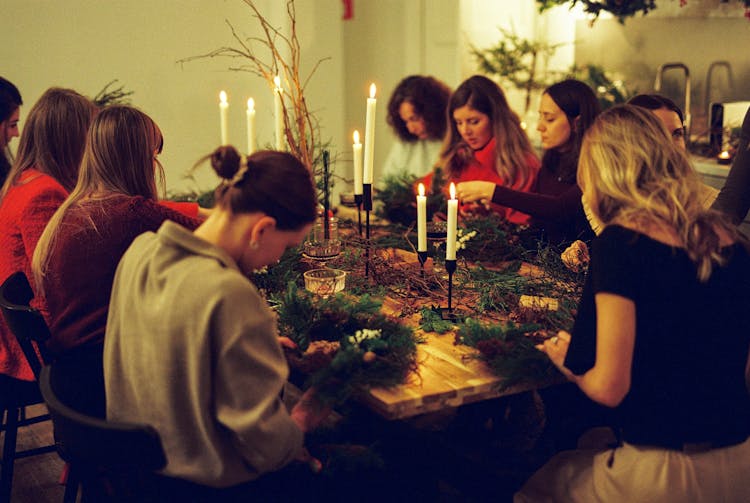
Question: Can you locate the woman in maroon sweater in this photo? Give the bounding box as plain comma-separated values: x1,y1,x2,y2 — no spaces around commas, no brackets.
31,105,202,360
457,79,600,247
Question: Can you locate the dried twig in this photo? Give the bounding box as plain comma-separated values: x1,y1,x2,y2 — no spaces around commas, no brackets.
177,0,329,174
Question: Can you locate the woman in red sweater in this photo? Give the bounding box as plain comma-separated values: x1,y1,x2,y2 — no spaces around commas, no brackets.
426,75,539,225
31,105,202,364
0,88,97,381
457,79,601,246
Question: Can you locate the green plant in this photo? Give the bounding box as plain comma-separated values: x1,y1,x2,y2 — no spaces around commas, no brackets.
537,0,750,25
567,64,634,110
470,28,563,114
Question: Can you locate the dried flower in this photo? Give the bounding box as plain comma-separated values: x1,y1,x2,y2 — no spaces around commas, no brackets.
348,328,383,348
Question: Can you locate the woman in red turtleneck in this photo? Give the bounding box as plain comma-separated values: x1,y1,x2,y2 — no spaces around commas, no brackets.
420,75,539,225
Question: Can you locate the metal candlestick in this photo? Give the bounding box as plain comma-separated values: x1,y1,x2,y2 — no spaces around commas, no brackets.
440,259,459,321
417,251,428,278
354,194,363,237
363,183,372,278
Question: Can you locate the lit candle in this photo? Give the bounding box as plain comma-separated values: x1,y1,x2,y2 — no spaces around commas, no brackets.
363,83,376,184
246,98,256,154
353,130,363,196
718,150,732,165
446,183,458,260
274,76,284,150
219,90,229,146
417,183,427,252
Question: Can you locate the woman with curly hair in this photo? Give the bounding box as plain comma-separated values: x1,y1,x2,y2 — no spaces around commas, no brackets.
381,75,451,181
518,105,750,502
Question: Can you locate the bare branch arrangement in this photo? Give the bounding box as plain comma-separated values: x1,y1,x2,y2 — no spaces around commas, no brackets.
178,0,330,172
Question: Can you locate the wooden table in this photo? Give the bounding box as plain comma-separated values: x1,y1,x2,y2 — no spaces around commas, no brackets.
360,296,562,420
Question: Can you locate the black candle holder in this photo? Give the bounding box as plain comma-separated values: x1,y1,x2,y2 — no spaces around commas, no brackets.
439,259,460,321
363,184,373,278
354,193,363,237
417,250,428,278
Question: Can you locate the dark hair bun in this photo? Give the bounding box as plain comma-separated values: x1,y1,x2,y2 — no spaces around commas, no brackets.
211,146,242,180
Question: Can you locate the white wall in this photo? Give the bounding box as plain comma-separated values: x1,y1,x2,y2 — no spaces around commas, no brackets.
1,0,345,195
573,1,750,138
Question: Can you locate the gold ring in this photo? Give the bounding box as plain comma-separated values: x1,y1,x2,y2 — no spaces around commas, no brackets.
551,336,559,345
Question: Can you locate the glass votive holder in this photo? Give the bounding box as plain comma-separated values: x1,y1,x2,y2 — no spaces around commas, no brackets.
311,216,338,243
304,268,346,297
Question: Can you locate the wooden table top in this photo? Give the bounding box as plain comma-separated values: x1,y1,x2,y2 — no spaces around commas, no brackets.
359,295,562,421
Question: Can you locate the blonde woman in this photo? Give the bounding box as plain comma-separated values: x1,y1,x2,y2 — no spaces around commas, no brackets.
518,105,750,502
31,106,201,365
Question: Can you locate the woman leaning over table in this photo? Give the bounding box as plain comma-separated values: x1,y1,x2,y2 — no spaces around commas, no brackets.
31,106,202,380
0,76,22,185
0,88,97,382
457,79,600,247
381,75,451,181
422,75,539,225
104,146,330,497
516,105,750,503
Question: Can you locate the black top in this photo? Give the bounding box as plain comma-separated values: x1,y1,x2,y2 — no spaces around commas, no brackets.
565,225,750,448
713,107,750,224
491,164,593,247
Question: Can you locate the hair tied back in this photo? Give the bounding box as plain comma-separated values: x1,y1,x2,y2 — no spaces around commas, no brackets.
228,154,249,187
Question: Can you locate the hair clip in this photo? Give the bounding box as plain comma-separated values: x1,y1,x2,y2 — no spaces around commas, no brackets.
229,155,249,186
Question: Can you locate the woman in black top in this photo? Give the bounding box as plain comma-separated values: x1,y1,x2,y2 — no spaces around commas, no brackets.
517,105,750,502
456,79,600,247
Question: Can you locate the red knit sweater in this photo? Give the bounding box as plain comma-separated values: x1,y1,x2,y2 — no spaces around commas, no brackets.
419,137,539,225
38,193,202,354
0,169,67,380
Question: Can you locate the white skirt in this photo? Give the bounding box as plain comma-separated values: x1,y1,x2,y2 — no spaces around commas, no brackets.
515,437,750,503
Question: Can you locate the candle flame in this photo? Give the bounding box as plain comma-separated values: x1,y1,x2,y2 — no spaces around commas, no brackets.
449,182,456,200
219,90,227,104
247,98,254,111
353,130,360,144
274,75,281,89
369,83,376,99
418,183,425,197
719,150,730,158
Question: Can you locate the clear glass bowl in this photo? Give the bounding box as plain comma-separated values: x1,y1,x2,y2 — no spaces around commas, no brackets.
303,268,346,297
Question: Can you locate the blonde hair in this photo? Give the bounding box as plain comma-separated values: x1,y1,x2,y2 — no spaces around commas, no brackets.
32,105,165,295
1,87,97,200
578,104,740,281
440,75,535,187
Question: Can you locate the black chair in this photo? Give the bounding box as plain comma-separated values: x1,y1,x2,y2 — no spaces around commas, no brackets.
40,362,168,502
0,272,56,501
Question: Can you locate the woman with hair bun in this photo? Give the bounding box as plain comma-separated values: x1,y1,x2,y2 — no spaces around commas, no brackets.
104,146,329,496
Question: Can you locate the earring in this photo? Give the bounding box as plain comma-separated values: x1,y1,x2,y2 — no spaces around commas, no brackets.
249,241,259,250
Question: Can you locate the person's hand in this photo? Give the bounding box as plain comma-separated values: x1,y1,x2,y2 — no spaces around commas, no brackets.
295,446,323,474
561,240,590,273
536,330,575,381
278,337,298,350
456,181,495,203
290,387,331,433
